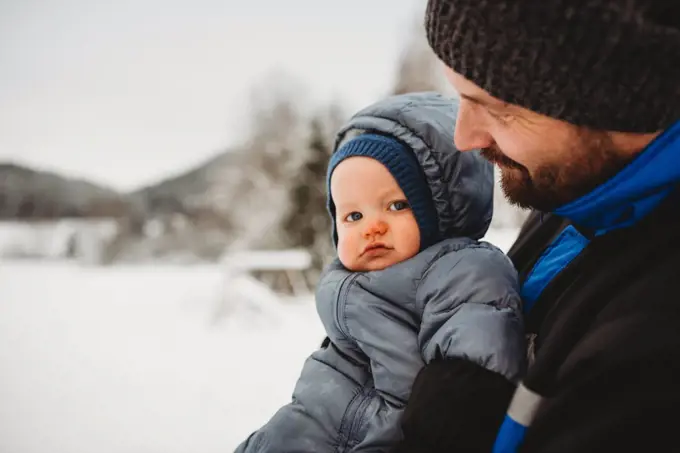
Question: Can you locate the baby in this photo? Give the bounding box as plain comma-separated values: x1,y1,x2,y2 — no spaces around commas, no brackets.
236,92,525,452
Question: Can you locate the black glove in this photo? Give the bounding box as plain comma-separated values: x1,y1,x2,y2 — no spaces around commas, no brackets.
392,358,516,453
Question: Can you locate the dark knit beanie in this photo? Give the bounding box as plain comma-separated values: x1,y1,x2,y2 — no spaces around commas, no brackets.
326,133,440,251
425,0,680,133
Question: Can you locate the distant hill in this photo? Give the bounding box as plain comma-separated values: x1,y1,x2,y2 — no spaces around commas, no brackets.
132,148,244,218
131,143,299,252
0,148,248,228
0,163,140,219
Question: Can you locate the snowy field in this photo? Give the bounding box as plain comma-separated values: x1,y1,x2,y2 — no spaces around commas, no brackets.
0,228,518,453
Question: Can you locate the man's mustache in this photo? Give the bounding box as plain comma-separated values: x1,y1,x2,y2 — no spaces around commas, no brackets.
480,146,524,170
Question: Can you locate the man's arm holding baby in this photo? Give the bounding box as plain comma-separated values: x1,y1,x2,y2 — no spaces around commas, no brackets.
393,244,525,453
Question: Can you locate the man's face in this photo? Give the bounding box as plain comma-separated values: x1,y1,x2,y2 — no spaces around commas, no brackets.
444,67,651,211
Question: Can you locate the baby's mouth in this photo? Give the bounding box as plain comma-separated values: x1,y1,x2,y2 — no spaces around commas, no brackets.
361,242,392,256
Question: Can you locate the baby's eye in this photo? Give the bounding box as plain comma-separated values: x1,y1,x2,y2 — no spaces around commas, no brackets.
344,212,363,222
389,200,410,211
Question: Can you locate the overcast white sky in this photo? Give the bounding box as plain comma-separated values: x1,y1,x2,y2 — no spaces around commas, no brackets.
0,0,422,191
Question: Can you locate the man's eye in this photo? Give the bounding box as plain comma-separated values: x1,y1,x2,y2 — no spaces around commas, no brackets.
344,212,363,222
389,200,410,211
488,109,514,124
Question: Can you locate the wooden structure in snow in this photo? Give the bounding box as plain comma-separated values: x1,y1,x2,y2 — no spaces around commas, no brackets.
221,248,314,296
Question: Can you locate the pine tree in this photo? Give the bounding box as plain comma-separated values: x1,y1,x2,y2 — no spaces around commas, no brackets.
280,104,345,275
281,121,328,269
227,73,310,251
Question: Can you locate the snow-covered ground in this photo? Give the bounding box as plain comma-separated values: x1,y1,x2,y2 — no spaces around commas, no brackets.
0,228,518,453
0,219,119,262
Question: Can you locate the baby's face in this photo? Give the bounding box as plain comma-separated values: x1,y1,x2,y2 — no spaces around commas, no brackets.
331,156,421,272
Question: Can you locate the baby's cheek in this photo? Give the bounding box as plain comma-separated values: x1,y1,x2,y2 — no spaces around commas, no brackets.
399,216,421,252
336,233,360,271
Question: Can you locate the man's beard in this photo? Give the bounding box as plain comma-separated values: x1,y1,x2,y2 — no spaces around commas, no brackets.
481,130,636,212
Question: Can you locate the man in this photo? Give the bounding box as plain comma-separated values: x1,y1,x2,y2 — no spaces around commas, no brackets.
394,1,680,452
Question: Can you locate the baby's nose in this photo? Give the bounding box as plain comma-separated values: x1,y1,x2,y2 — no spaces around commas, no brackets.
363,219,388,238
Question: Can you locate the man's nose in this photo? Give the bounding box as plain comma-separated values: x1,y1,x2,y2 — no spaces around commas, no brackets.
363,219,388,239
454,102,494,151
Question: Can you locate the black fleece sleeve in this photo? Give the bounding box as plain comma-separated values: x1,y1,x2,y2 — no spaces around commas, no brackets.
391,357,515,453
519,313,680,453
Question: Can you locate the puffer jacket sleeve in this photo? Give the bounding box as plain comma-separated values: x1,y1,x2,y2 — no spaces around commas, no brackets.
314,261,426,451
236,259,421,453
317,269,425,409
234,341,369,453
388,244,525,453
417,243,526,383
